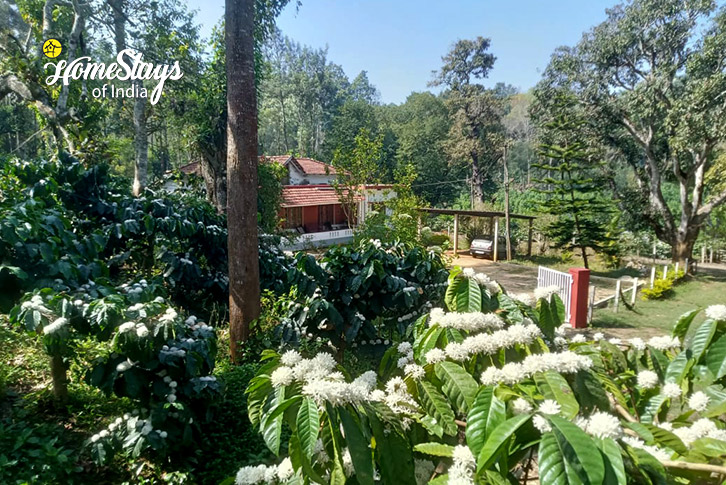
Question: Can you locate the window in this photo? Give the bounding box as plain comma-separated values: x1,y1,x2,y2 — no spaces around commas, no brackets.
284,207,302,229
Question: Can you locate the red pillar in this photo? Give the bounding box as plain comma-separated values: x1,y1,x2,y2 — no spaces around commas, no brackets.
569,268,590,329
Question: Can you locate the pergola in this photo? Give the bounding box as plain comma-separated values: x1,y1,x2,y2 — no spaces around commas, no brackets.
417,208,537,262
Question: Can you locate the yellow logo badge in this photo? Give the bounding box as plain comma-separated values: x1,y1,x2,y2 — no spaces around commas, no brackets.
43,39,62,58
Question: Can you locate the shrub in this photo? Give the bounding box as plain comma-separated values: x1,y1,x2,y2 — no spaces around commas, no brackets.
280,239,449,349
237,272,726,484
642,269,685,300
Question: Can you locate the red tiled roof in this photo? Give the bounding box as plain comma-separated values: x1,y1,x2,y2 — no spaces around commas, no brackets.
290,157,338,175
282,185,360,207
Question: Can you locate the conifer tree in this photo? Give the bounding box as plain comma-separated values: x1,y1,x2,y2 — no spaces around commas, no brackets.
533,97,613,268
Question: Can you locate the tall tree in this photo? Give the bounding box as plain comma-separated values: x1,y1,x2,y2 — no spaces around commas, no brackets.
533,96,613,268
430,37,505,207
535,0,726,262
226,0,260,361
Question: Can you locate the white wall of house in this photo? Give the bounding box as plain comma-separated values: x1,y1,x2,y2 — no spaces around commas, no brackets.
287,164,336,185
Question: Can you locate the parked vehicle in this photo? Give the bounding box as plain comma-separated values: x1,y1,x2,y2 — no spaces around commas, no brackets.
469,236,513,260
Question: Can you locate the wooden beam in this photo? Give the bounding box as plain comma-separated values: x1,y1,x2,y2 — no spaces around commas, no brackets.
527,218,533,257
453,214,459,254
493,217,499,263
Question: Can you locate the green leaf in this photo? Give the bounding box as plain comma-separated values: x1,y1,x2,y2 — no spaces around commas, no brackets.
476,413,531,473
445,276,482,312
643,424,686,455
665,350,693,384
339,408,374,485
262,395,302,429
418,381,458,436
690,437,726,458
434,362,478,414
538,432,568,485
369,413,416,485
671,309,700,340
466,387,505,456
686,319,717,363
596,437,626,485
413,442,455,457
573,370,611,413
536,299,557,339
296,398,319,457
640,395,666,424
535,371,579,419
706,334,726,379
548,415,605,485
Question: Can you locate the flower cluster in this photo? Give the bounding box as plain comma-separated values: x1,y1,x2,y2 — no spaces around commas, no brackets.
448,445,476,485
428,308,504,332
533,285,560,301
235,457,294,484
583,412,622,439
43,317,69,335
705,304,726,321
666,418,726,446
636,370,659,390
687,391,710,412
462,268,500,295
480,351,593,386
443,323,541,362
510,293,535,307
621,436,671,461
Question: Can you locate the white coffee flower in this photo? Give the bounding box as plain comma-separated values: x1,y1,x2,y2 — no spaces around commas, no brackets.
167,394,177,403
398,342,413,355
271,366,294,387
533,415,552,433
136,325,149,338
647,335,681,351
705,305,726,321
511,293,535,307
585,412,622,439
425,348,446,364
534,285,559,301
280,350,303,367
629,338,646,351
688,391,710,412
571,334,587,343
637,370,659,390
661,382,681,399
43,317,69,335
115,360,133,373
449,445,476,484
512,398,533,414
404,364,425,380
538,400,561,415
592,332,605,341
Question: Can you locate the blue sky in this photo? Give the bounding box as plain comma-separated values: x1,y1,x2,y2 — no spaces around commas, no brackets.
186,0,618,104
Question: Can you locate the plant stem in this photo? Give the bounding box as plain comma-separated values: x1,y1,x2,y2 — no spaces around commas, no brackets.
661,460,726,476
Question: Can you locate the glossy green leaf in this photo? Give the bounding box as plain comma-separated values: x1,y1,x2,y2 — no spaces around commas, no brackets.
706,334,726,379
434,361,478,413
687,319,717,363
418,380,458,436
413,442,455,457
339,408,374,485
671,309,700,340
466,387,505,456
476,413,531,472
535,371,579,419
596,437,626,485
548,415,605,485
296,398,319,457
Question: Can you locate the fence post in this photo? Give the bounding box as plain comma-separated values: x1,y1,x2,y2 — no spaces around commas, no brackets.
650,266,656,289
614,280,621,313
587,285,596,323
702,246,706,264
685,258,689,275
569,268,591,329
493,218,499,263
710,247,714,263
675,262,679,277
631,278,639,305
453,214,459,254
663,265,668,280
652,242,657,264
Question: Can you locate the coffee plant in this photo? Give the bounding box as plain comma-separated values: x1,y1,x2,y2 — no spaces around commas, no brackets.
239,271,726,484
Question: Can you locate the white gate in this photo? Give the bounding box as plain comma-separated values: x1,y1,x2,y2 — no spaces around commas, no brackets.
537,266,573,323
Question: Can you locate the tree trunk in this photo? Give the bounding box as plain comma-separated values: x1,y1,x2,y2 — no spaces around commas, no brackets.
503,146,511,261
50,353,68,402
132,86,148,196
200,146,228,213
226,0,260,362
672,229,698,264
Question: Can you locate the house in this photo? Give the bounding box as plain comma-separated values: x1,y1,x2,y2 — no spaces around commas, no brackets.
171,156,396,249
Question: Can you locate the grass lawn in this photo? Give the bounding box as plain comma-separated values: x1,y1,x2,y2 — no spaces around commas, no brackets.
590,273,726,335
509,254,642,279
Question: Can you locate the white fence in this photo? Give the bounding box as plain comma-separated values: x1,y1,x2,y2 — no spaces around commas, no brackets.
537,266,573,323
282,228,354,250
